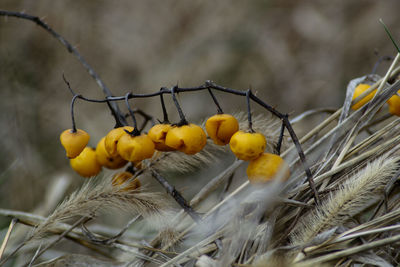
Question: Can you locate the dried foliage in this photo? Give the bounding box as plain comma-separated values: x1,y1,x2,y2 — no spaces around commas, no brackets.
291,154,400,246
3,4,400,267
31,175,175,241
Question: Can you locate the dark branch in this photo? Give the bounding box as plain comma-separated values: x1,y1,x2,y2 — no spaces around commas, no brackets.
151,170,201,222
52,80,320,203
0,10,126,126
276,114,287,155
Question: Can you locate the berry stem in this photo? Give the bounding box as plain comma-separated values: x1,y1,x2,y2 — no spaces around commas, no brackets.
246,89,254,132
171,86,188,126
63,74,125,128
159,88,170,124
207,88,224,114
70,94,80,133
106,98,125,128
124,93,141,136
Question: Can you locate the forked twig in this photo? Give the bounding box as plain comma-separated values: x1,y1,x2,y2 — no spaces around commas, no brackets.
0,10,126,126
81,215,140,245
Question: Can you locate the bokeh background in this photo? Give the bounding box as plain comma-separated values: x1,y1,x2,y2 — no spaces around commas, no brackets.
1,0,400,229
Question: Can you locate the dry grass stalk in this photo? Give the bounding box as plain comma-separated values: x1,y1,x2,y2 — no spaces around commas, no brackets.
291,155,400,246
30,175,174,241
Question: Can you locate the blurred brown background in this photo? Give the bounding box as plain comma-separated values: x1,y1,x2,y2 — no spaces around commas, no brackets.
0,0,399,217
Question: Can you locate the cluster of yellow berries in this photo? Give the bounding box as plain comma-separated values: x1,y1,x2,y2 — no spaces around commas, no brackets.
351,83,400,116
60,113,291,185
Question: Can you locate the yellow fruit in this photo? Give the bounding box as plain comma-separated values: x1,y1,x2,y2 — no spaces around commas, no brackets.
112,171,141,191
148,124,175,151
246,153,290,184
117,133,155,162
165,124,207,155
70,147,102,177
229,131,266,161
96,137,127,169
104,126,135,157
351,83,376,110
60,129,90,158
205,114,239,145
387,90,400,116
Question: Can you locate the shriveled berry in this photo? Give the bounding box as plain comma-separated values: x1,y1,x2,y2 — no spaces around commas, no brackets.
246,153,290,184
60,129,90,159
104,126,135,157
229,131,266,161
117,133,155,162
205,114,239,145
70,147,102,177
351,83,376,110
165,124,207,155
112,171,141,191
96,137,127,169
148,124,175,151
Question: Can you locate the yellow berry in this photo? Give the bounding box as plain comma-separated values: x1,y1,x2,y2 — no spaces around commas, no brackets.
104,126,135,157
205,114,239,145
246,153,290,184
70,147,102,177
96,137,127,169
351,84,376,110
229,131,266,161
387,90,400,116
165,124,207,155
112,171,141,191
60,129,90,159
148,124,175,151
117,133,155,162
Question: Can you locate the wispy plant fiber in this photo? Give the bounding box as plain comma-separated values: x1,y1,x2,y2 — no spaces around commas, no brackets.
291,155,400,246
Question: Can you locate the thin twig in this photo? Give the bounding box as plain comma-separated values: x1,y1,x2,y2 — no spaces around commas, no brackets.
81,215,140,245
151,170,201,222
0,10,126,125
27,216,91,266
276,115,287,155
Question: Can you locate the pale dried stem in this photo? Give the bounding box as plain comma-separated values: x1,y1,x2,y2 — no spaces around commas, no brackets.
296,233,400,266
373,52,400,98
0,219,18,260
294,135,400,193
344,118,400,160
